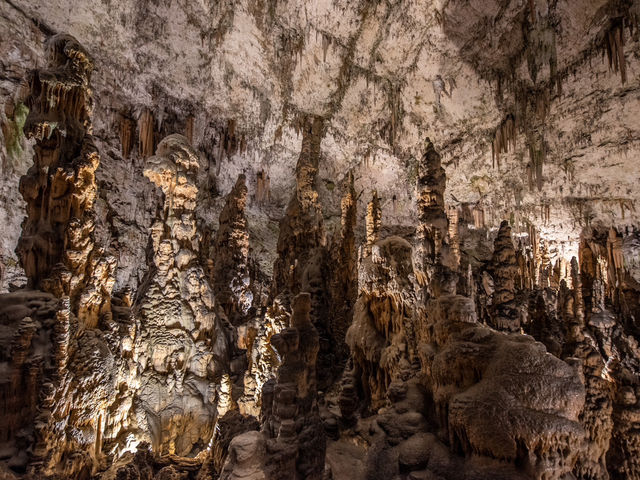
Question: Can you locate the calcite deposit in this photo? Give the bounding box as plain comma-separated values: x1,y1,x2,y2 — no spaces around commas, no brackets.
1,2,640,480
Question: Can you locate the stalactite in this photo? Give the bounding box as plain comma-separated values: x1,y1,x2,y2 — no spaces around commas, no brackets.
216,119,242,175
528,0,536,24
602,19,627,84
119,112,134,158
184,115,194,145
138,108,155,158
255,169,271,206
528,141,545,192
472,204,485,228
384,82,403,149
322,32,331,63
492,114,517,168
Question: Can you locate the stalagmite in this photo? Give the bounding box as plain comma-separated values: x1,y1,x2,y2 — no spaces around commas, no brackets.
213,173,252,323
447,206,461,268
271,116,325,299
16,34,116,327
364,190,381,256
415,138,452,289
1,5,640,480
262,293,325,480
489,220,520,331
136,134,233,456
1,34,134,478
328,172,358,378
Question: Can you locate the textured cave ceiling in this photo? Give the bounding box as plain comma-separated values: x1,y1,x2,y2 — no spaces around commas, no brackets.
3,0,640,275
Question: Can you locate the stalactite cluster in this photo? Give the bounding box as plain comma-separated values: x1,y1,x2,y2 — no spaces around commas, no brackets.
491,113,517,169
602,18,628,84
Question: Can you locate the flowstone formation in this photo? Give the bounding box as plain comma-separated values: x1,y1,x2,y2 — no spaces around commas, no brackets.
133,134,233,456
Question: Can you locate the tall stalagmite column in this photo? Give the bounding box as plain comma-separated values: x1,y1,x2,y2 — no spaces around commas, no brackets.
271,115,335,388
137,134,232,456
416,138,448,266
414,138,455,296
328,172,358,377
262,293,325,480
489,220,519,331
16,33,116,327
213,173,252,324
271,116,325,299
364,190,381,257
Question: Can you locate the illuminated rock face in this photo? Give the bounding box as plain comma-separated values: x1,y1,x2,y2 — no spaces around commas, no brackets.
134,134,232,456
16,33,116,328
0,34,133,478
1,4,640,480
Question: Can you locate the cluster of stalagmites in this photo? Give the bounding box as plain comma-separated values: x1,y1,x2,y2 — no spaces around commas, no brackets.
2,34,640,480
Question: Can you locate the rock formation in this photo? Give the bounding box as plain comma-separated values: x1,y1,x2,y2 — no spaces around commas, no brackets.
133,134,232,456
1,3,640,480
364,191,381,257
0,34,134,478
16,33,116,327
488,220,520,331
328,172,358,379
212,173,252,324
271,116,325,300
415,138,449,277
262,292,325,480
270,115,338,389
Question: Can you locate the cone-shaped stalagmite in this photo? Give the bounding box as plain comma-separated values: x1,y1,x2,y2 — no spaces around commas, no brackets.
136,134,232,456
213,173,252,324
489,220,519,331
